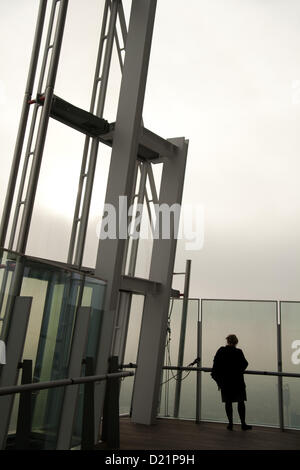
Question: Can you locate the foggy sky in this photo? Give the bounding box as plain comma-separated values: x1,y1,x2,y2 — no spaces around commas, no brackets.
1,0,300,300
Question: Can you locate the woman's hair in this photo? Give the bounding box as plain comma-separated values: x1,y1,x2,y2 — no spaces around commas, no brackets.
226,334,238,346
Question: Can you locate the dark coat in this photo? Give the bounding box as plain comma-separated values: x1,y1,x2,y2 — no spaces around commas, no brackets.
211,346,248,403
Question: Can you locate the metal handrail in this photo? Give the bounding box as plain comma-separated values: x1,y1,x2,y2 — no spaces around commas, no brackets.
164,365,300,378
122,362,300,378
0,370,134,396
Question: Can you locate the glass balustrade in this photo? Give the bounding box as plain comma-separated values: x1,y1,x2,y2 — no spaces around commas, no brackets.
159,298,199,419
2,246,300,440
119,294,144,415
0,248,106,449
201,299,279,427
121,296,300,430
280,301,300,429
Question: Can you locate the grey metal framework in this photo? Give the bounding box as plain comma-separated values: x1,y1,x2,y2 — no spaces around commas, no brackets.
0,0,189,447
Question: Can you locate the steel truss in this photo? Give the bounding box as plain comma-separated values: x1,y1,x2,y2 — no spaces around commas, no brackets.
0,0,189,445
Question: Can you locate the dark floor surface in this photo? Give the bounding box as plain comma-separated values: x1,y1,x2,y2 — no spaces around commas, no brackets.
106,417,300,451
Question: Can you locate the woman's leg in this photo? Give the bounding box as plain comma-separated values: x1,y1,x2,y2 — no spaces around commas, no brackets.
238,401,252,430
225,401,233,429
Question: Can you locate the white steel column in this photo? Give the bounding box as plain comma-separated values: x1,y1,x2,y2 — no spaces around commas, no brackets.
131,137,188,425
94,0,157,431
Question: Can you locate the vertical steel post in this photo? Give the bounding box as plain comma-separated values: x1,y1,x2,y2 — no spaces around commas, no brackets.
131,137,188,425
277,301,284,431
122,160,139,275
8,0,61,251
71,0,119,268
15,360,33,450
111,292,133,363
101,356,120,449
81,357,95,450
173,259,191,417
196,299,202,423
128,162,148,276
93,0,157,431
67,0,110,265
0,0,48,249
144,163,159,235
16,0,69,254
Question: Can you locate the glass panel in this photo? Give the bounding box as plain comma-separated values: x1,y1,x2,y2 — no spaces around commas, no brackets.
159,299,199,419
71,276,106,448
281,302,300,429
9,275,48,435
201,300,278,427
179,299,199,419
0,249,106,449
0,250,18,338
31,272,82,449
119,294,144,415
159,298,182,418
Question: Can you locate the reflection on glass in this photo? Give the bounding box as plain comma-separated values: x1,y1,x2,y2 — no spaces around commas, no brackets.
71,277,105,447
201,300,278,427
159,298,181,418
0,249,106,449
119,294,144,415
0,252,15,338
159,299,199,419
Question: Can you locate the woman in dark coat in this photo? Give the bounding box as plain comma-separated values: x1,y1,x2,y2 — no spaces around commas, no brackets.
211,334,252,430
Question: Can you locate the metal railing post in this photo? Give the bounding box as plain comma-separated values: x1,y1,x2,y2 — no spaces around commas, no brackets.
196,299,202,424
81,357,95,450
277,301,284,431
0,368,133,449
15,360,33,450
101,356,120,449
174,260,191,418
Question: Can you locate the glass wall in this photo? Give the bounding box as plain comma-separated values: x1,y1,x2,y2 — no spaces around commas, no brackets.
280,302,300,429
201,300,278,427
0,249,106,449
120,296,299,429
119,294,144,415
159,298,199,419
2,245,300,439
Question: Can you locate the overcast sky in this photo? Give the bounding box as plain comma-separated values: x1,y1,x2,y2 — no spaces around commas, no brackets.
1,0,300,300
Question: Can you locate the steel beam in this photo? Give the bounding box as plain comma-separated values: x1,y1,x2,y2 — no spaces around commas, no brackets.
100,123,180,162
120,275,160,295
131,137,188,425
